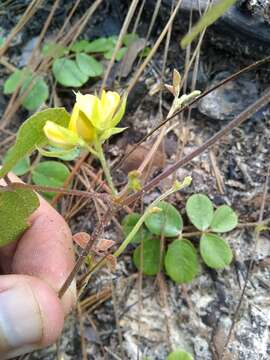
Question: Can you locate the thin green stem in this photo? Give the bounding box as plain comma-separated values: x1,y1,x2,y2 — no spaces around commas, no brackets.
114,177,192,257
94,142,117,196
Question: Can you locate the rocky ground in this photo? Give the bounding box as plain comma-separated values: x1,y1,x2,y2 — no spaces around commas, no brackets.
0,1,269,359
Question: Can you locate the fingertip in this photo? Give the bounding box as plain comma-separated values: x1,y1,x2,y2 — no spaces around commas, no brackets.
0,275,64,359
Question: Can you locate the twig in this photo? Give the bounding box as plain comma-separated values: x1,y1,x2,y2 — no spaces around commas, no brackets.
122,89,270,206
118,55,270,168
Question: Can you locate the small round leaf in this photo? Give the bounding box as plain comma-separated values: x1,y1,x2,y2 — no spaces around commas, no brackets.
85,36,116,53
52,58,88,87
165,239,198,284
145,201,183,238
21,76,49,111
133,238,162,275
186,194,214,230
167,349,194,360
75,53,103,77
200,233,233,269
11,156,30,176
70,40,90,53
122,213,151,244
210,205,238,233
4,69,32,94
32,161,70,199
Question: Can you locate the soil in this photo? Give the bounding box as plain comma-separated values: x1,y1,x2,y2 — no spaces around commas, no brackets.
0,1,269,360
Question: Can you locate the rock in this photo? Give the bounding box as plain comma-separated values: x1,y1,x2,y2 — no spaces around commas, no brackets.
198,72,259,120
19,37,39,67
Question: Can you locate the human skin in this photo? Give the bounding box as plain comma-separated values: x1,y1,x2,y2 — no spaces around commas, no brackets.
0,173,76,359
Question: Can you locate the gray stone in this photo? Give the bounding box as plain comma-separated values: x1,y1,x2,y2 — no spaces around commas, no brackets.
198,72,259,120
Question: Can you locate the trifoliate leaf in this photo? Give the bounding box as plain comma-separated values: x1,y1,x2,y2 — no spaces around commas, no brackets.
52,58,88,87
0,108,70,178
133,238,162,275
210,205,238,233
75,53,103,77
0,188,39,247
32,161,70,199
3,69,32,94
145,201,183,237
200,233,233,269
165,239,198,284
20,76,49,111
70,40,90,52
85,36,117,53
42,42,67,58
186,194,214,231
122,213,152,244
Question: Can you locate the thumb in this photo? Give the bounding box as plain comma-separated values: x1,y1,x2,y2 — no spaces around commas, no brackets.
0,274,65,359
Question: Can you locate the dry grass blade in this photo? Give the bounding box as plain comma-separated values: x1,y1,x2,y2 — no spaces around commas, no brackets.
127,0,184,94
0,0,43,58
123,89,270,206
100,0,140,93
118,55,270,167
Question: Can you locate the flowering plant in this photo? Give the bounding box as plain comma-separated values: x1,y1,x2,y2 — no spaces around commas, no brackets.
42,90,127,195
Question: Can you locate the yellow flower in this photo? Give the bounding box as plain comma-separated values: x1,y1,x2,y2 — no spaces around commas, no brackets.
43,90,127,151
69,103,95,142
43,121,83,149
75,90,127,134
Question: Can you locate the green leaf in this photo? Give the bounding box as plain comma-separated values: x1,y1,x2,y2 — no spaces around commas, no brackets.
3,149,31,176
0,108,70,178
70,40,90,52
133,238,162,275
3,69,32,95
20,76,49,111
181,0,237,48
167,349,194,360
104,47,127,61
11,156,30,176
0,36,5,47
52,58,88,87
122,213,152,244
210,205,238,233
85,36,116,53
200,233,233,269
38,146,80,160
123,33,139,46
42,42,67,58
99,127,127,141
75,53,103,77
186,194,214,231
32,161,70,199
165,239,198,284
145,201,183,238
0,188,39,247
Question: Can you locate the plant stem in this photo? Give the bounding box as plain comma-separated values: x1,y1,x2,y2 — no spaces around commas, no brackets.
114,177,192,257
95,142,117,196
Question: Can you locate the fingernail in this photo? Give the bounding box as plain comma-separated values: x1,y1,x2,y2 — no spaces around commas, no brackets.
0,284,43,354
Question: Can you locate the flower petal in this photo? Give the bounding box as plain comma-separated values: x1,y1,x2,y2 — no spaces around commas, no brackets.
44,121,82,149
111,94,127,128
101,90,120,126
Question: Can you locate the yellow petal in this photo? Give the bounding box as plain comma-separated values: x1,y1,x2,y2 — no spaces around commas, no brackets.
111,94,127,128
75,92,98,119
101,90,120,125
69,103,96,142
44,121,81,149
